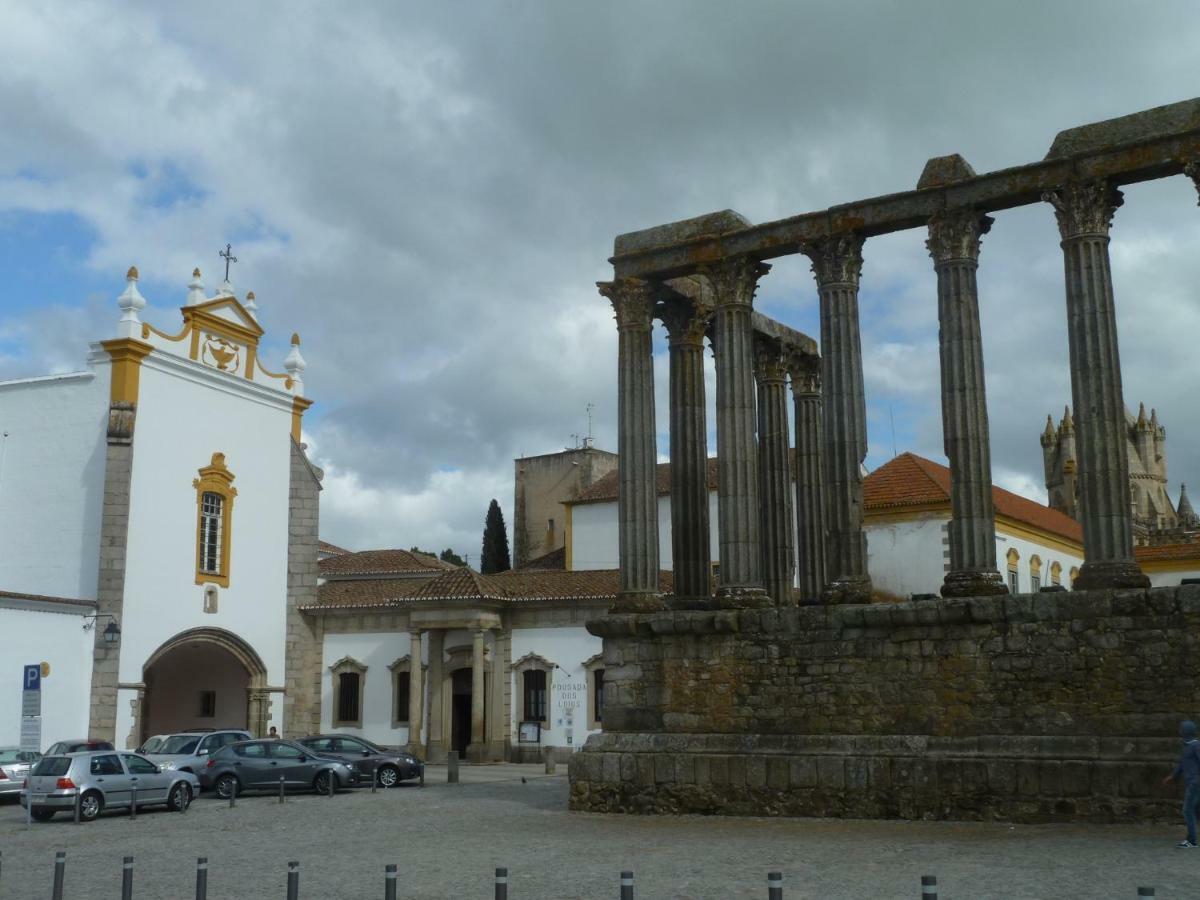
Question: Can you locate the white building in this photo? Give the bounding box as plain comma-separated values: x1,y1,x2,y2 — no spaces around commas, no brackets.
0,265,319,750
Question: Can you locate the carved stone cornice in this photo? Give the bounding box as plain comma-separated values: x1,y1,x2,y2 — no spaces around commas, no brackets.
1042,179,1124,240
658,297,711,348
598,278,657,332
926,209,994,264
752,336,788,384
787,353,820,395
700,257,770,308
798,233,864,286
1184,159,1200,206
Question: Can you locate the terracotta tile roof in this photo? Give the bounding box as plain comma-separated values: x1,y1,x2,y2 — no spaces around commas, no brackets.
318,548,458,577
306,578,433,610
0,589,97,610
517,546,567,571
1134,541,1200,564
318,540,351,556
574,461,715,504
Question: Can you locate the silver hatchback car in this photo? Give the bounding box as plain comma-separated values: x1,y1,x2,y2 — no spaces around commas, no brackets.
0,747,41,799
20,751,199,822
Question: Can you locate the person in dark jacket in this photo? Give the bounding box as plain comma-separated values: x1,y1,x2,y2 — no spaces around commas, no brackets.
1162,720,1200,848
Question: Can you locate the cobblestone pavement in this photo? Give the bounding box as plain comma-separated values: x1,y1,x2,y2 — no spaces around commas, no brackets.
0,765,1194,899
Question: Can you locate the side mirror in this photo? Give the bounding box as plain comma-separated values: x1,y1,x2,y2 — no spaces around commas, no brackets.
362,749,371,757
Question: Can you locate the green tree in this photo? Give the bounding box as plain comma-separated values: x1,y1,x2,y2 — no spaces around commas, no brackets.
480,499,511,574
440,548,465,567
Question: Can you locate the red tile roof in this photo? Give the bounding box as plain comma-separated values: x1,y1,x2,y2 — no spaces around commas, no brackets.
517,546,567,571
1134,542,1200,564
318,540,351,556
318,548,458,577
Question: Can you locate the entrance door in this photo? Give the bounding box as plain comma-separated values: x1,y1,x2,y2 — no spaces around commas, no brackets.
141,639,251,741
450,668,472,755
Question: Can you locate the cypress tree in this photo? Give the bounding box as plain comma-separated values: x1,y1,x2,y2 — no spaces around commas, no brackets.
480,499,511,574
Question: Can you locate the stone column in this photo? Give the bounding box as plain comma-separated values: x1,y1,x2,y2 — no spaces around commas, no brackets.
407,630,424,757
467,629,486,761
660,297,712,607
598,279,663,612
704,257,770,608
927,209,1008,597
788,354,826,603
800,234,872,603
754,336,795,605
425,629,446,762
1043,180,1149,589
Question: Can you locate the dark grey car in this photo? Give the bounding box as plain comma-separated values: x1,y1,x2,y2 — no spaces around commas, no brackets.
298,734,422,787
199,740,358,798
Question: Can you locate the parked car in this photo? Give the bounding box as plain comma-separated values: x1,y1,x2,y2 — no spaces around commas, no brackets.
298,734,422,787
143,729,251,776
20,751,198,822
199,739,358,798
44,739,114,755
137,734,169,754
0,747,41,799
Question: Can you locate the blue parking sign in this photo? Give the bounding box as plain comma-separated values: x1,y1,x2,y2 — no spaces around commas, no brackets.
23,664,40,691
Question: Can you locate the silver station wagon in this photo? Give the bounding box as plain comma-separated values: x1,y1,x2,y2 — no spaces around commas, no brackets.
20,751,198,822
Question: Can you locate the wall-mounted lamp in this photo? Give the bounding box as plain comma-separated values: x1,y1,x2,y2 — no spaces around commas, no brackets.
83,614,121,645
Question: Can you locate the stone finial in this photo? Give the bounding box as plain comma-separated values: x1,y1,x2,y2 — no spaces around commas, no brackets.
116,265,147,335
244,290,259,318
1041,414,1056,446
186,268,206,306
916,154,977,190
215,277,234,299
1179,483,1199,526
284,332,306,396
1060,406,1074,432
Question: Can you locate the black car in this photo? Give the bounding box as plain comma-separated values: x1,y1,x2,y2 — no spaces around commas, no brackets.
298,735,422,787
199,739,358,798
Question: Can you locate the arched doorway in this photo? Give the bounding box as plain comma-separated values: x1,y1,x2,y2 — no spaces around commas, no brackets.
140,628,269,743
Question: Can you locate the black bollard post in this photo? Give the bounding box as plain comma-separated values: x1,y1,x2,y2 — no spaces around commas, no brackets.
327,771,335,798
447,751,459,784
372,767,377,794
767,871,783,900
921,875,937,900
280,774,286,804
1138,889,1156,899
122,856,134,900
130,785,137,820
385,863,397,900
73,789,81,824
286,861,299,900
195,856,208,900
495,866,508,900
620,870,634,900
51,851,66,900
419,764,425,787
229,780,236,809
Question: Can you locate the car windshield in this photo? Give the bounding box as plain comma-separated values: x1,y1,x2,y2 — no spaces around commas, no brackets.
0,749,26,764
32,757,71,776
159,736,201,754
140,737,164,753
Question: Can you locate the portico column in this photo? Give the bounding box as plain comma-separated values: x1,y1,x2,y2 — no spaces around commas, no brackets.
425,629,446,762
754,336,795,605
1043,180,1149,589
467,629,486,761
704,257,771,608
788,354,826,603
598,279,663,612
406,630,424,757
927,209,1008,597
800,234,872,604
660,297,712,607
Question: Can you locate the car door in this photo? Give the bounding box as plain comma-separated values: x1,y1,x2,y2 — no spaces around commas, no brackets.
332,737,379,778
89,753,130,808
121,753,170,804
231,741,273,788
267,741,312,787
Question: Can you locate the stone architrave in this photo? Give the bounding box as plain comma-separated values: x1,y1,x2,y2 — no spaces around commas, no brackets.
799,234,872,604
926,209,1008,597
788,354,826,604
1043,180,1149,589
598,279,663,612
702,257,771,609
753,336,795,606
660,297,712,607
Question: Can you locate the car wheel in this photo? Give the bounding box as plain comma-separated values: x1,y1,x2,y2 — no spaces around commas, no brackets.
377,765,400,788
79,791,103,821
312,770,333,795
214,775,240,800
31,807,56,822
169,783,191,812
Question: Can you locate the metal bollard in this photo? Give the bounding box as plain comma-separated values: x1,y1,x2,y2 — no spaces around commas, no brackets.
286,861,300,900
385,863,397,900
420,765,425,787
51,851,66,900
130,784,138,820
327,771,335,798
544,749,556,775
196,856,208,900
921,875,937,900
280,774,286,803
25,792,32,827
447,751,459,784
620,869,634,900
122,856,134,900
767,871,783,900
495,866,508,900
74,789,81,824
229,780,236,808
372,767,377,794
1138,889,1156,899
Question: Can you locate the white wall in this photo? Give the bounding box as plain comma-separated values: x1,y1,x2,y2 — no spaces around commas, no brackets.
1146,567,1200,588
995,528,1084,594
510,626,602,750
0,370,109,600
865,515,949,598
571,495,720,571
320,631,417,746
0,603,95,748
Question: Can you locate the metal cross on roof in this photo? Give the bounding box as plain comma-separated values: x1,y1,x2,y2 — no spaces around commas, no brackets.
218,243,238,281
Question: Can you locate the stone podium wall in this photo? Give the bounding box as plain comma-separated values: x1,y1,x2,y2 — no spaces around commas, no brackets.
568,586,1200,822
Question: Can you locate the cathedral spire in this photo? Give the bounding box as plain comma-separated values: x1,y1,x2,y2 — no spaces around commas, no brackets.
1179,484,1198,527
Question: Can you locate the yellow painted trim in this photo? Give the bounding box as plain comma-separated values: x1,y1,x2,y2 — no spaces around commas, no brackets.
564,504,573,571
255,357,294,389
100,338,153,404
995,515,1083,558
1029,554,1042,576
182,298,265,339
189,326,201,360
1138,558,1200,573
244,343,257,380
141,320,191,343
193,452,237,588
291,396,313,442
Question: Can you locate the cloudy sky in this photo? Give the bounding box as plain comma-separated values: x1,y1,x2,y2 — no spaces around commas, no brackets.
2,1,1198,559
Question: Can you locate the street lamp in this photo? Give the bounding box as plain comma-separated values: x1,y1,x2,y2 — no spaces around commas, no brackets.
83,614,121,645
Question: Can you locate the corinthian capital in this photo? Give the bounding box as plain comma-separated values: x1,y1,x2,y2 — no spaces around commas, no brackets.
926,209,994,264
658,297,710,348
700,257,770,308
787,352,820,395
598,278,657,332
1042,179,1124,240
798,232,865,286
753,336,788,384
1184,159,1200,206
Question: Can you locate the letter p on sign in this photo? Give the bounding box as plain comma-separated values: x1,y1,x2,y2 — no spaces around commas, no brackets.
23,664,40,691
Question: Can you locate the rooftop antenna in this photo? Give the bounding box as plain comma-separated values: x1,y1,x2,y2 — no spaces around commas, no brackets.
569,433,580,450
585,402,595,449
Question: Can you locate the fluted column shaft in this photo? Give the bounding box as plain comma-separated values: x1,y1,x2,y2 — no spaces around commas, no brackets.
928,210,1007,597
407,630,425,755
801,235,871,604
755,338,795,605
1044,180,1148,590
706,258,770,608
661,299,712,607
600,279,662,611
425,629,445,762
789,357,826,603
469,630,486,757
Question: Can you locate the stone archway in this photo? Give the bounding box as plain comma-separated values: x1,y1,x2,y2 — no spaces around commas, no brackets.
138,628,269,744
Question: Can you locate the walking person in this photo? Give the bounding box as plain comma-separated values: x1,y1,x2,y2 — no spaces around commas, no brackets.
1162,720,1200,848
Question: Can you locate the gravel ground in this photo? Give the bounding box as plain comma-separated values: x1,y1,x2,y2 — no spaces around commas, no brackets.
0,765,1194,899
